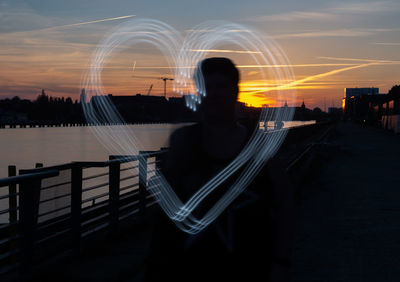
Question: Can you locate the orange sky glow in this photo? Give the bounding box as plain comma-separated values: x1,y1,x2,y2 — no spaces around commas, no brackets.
1,1,399,110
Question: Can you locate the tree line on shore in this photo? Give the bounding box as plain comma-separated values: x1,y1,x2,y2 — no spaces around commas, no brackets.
0,90,85,124
0,88,344,125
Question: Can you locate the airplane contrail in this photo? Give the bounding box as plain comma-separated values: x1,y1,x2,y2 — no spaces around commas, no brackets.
272,62,379,90
318,56,400,64
2,15,137,35
236,62,382,94
49,15,136,29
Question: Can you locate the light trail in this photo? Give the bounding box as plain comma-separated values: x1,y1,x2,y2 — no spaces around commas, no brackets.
132,60,136,73
81,18,296,234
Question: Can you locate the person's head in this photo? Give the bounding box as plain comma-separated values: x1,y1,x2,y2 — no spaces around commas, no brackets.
194,57,240,127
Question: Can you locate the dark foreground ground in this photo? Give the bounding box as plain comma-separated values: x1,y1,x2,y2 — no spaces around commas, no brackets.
24,121,400,282
292,121,400,281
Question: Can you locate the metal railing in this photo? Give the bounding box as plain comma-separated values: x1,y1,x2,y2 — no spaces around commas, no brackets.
0,121,335,278
0,169,60,274
0,149,167,276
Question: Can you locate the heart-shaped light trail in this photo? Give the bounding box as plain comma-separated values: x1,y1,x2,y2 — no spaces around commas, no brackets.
81,18,296,234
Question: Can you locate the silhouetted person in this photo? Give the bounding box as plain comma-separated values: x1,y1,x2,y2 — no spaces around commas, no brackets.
145,58,296,282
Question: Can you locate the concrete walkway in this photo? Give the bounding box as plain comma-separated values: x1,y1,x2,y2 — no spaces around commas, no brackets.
291,122,400,282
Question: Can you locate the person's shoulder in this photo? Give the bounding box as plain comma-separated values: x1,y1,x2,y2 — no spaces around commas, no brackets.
170,123,201,146
164,123,201,174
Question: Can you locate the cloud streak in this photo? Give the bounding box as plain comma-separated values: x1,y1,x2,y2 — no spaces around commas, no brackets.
239,61,392,102
187,49,261,54
318,56,400,64
273,28,391,39
251,1,400,22
241,59,400,95
276,63,378,90
252,11,336,22
331,1,400,13
129,63,359,70
371,42,400,46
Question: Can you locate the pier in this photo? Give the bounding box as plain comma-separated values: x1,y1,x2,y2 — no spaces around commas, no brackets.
0,122,171,129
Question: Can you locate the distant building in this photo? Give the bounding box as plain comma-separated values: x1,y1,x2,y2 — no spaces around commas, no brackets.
258,100,320,121
107,94,167,105
300,99,306,111
344,87,379,98
88,94,200,123
80,88,86,104
342,87,386,119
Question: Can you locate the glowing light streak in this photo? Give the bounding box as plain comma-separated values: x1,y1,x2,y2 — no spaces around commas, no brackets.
132,60,136,72
81,19,296,234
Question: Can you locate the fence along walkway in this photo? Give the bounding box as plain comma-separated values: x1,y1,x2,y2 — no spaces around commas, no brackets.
0,121,335,280
0,150,166,277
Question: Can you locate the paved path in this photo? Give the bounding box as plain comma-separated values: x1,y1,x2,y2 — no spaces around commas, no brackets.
292,122,400,282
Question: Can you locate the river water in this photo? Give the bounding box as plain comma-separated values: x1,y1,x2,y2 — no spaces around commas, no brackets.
0,121,315,178
0,123,187,179
0,121,315,222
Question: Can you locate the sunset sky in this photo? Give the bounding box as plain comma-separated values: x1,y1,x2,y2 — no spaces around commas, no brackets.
0,0,399,109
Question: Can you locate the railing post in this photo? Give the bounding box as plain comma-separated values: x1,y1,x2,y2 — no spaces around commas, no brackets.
8,165,17,265
8,165,17,223
109,161,120,233
71,164,83,256
18,173,41,275
138,151,148,215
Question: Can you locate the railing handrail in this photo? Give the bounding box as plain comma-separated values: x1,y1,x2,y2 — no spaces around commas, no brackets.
14,150,167,175
0,170,59,187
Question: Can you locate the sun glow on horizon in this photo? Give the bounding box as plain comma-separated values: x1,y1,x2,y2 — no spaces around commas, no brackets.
238,79,337,107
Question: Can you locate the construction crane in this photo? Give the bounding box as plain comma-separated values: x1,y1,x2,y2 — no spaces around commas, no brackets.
132,75,174,98
160,77,174,98
146,84,153,96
